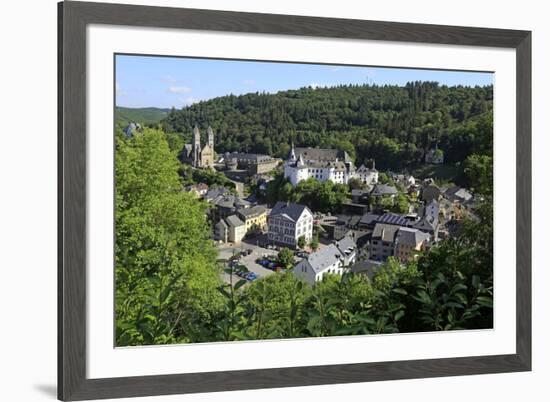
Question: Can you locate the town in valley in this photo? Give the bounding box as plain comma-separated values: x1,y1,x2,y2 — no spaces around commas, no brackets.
125,122,479,286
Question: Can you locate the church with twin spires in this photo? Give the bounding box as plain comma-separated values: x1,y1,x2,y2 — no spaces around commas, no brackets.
180,126,215,168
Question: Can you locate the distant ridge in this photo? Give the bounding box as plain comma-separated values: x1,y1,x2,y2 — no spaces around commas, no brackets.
115,106,171,126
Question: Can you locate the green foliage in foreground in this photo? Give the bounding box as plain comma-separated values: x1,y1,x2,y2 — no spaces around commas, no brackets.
115,128,493,347
115,128,223,346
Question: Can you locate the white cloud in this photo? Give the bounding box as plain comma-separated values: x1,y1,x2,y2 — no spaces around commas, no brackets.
168,86,192,94
179,97,199,106
330,67,341,72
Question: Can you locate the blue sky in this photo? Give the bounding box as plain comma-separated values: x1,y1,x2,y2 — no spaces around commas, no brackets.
115,54,494,109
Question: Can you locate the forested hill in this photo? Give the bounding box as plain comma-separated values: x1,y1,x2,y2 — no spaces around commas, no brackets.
161,81,493,171
116,106,171,126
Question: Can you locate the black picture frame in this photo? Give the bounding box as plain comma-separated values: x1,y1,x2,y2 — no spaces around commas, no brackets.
58,1,532,400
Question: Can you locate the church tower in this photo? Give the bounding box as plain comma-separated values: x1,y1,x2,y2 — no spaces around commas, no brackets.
207,126,214,150
193,125,201,167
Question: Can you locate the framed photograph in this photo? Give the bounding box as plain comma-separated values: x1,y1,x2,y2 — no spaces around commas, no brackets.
58,1,531,400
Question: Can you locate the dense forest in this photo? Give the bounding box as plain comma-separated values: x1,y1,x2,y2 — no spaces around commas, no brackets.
161,82,493,170
115,128,493,346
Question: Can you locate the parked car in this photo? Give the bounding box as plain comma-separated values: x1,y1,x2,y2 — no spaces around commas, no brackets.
246,272,258,281
257,259,270,267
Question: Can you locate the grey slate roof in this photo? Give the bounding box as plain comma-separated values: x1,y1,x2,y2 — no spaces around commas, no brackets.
213,194,251,209
360,213,381,226
300,160,348,170
204,187,230,201
224,152,276,164
372,223,401,242
269,201,310,222
445,186,473,203
336,235,356,256
225,215,245,227
351,189,370,197
376,213,410,227
413,215,438,232
304,244,344,274
395,227,430,247
371,184,398,196
356,164,377,173
238,205,267,218
216,219,228,230
294,147,352,163
335,214,361,228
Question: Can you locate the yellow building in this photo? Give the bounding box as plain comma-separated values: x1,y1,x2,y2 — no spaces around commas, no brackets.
237,205,267,234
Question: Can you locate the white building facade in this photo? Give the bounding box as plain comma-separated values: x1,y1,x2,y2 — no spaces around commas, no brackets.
293,235,357,285
284,145,378,187
355,163,379,185
293,244,344,284
267,202,313,248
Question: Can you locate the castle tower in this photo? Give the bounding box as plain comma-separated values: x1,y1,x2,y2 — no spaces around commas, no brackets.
207,126,214,151
193,125,201,167
297,153,305,167
289,142,296,162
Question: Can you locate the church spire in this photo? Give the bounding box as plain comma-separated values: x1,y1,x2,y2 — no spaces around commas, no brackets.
207,126,214,150
193,125,201,167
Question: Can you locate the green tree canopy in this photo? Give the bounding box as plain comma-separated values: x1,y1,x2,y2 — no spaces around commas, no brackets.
277,247,295,270
115,128,222,346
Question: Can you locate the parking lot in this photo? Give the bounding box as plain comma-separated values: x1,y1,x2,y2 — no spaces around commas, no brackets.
217,235,279,284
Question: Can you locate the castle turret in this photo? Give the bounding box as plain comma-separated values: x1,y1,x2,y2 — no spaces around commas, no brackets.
289,143,296,162
297,153,305,167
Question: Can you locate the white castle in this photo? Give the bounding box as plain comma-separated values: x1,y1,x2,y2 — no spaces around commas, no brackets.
283,144,378,186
